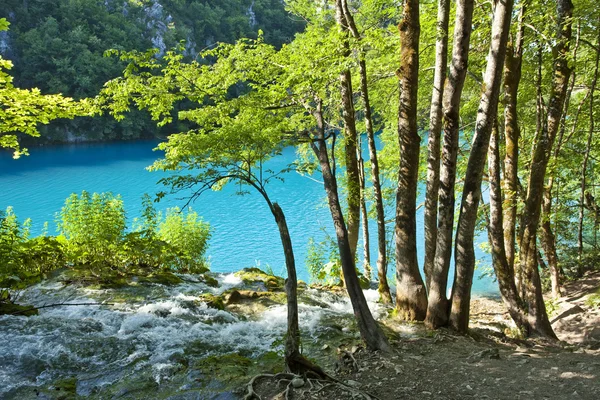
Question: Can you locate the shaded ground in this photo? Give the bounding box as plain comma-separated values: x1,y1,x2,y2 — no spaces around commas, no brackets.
249,272,600,400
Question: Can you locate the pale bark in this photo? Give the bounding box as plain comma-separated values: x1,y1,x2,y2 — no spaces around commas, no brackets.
424,0,450,291
340,0,392,303
396,0,427,321
450,0,514,333
541,24,581,298
518,0,573,339
487,120,530,332
358,139,372,280
425,0,474,328
309,102,392,352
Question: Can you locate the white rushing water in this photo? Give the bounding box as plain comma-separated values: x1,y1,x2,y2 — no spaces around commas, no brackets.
0,274,390,399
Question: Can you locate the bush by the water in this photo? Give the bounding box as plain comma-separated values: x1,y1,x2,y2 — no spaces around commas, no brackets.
0,192,212,292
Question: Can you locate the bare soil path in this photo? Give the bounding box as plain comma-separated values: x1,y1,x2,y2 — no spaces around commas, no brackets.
248,272,600,399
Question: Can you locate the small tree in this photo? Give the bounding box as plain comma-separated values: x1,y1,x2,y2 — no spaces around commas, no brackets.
98,40,325,373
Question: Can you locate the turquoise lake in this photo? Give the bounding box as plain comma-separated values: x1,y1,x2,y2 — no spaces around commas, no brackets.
0,140,498,295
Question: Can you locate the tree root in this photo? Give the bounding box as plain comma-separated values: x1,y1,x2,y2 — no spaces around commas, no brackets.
244,371,381,400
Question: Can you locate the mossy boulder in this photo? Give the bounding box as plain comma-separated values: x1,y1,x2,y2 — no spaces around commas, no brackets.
200,273,219,288
234,268,285,291
199,293,226,310
220,289,287,316
138,271,183,286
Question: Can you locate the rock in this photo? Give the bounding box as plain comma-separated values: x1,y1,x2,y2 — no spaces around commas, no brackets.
346,380,361,388
291,378,304,389
467,348,500,361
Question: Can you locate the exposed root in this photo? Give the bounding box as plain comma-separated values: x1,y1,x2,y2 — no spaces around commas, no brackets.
244,371,381,400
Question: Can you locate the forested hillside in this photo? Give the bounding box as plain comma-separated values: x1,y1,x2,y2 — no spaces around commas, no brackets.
0,0,303,143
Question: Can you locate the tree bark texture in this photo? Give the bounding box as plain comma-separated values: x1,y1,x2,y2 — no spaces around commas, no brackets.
487,120,530,331
339,0,392,304
395,0,427,321
310,104,392,352
425,0,475,329
518,0,573,339
271,202,301,370
502,3,525,273
358,140,372,280
451,0,514,333
424,0,450,291
541,24,581,299
335,0,360,263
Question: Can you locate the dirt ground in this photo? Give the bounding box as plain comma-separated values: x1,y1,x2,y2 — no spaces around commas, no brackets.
247,272,600,400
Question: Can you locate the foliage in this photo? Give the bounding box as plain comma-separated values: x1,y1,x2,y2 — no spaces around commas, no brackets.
156,207,212,273
306,236,342,286
0,207,65,289
0,193,212,292
1,0,304,142
0,18,90,157
58,191,127,268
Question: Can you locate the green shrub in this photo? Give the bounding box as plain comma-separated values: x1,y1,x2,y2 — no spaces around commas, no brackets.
306,236,342,285
0,208,64,290
0,207,30,273
157,207,212,273
0,194,212,291
58,191,126,269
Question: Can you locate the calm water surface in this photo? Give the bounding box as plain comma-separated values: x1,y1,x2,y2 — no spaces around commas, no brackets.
0,140,498,294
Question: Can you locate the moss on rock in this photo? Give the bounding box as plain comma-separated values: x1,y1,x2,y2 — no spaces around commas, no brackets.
234,268,285,291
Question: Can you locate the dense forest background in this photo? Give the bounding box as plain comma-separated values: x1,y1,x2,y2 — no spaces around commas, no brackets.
0,0,304,143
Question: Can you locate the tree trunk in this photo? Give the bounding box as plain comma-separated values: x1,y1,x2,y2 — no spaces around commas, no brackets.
358,138,372,280
518,0,573,339
424,0,450,291
541,23,581,299
395,0,427,321
339,0,392,304
270,201,326,376
335,0,360,262
487,119,530,332
450,0,514,333
502,3,525,273
425,0,475,329
309,104,392,353
578,22,600,272
271,202,301,369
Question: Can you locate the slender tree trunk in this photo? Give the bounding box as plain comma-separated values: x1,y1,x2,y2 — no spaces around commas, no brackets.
339,0,392,304
518,0,573,339
309,103,392,353
502,3,525,272
540,187,562,297
424,0,450,291
487,119,530,332
450,0,514,333
335,0,360,262
425,0,475,328
541,23,581,298
358,139,372,280
578,22,600,272
270,202,301,370
395,0,427,321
